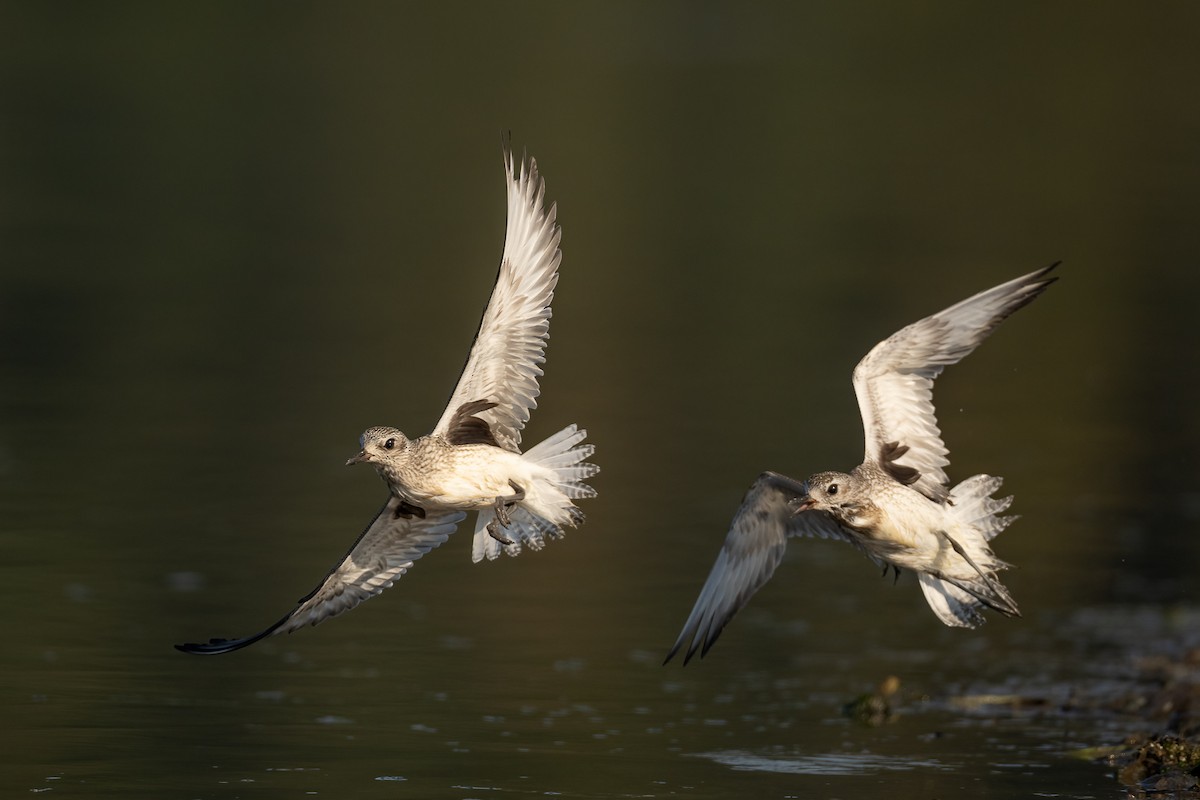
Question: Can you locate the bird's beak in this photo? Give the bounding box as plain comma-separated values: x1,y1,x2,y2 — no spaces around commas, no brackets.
789,496,817,514
345,450,372,466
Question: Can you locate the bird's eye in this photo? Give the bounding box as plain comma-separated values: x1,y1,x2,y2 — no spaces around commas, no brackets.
384,438,396,450
827,483,839,496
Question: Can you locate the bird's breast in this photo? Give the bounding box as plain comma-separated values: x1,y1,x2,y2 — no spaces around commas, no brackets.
833,502,883,536
383,444,529,509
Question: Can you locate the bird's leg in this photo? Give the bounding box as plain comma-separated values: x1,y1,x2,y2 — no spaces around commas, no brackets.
931,570,1021,618
939,531,1012,603
393,500,426,520
879,563,902,584
931,533,1022,619
493,480,526,528
485,481,526,546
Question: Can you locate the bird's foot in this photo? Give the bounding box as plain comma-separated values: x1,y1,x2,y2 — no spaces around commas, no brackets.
492,480,526,528
485,519,515,545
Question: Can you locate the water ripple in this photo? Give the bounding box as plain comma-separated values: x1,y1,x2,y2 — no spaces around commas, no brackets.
695,749,952,776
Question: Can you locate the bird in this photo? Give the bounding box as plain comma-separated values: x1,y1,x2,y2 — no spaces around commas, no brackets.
664,264,1058,665
176,143,598,655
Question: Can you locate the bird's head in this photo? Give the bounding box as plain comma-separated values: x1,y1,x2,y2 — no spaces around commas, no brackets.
790,471,860,513
346,426,410,466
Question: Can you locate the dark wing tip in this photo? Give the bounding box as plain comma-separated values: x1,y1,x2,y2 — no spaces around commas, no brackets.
175,616,288,656
664,628,703,667
174,636,259,656
976,261,1062,335
696,611,736,662
663,624,693,666
1017,260,1062,301
663,624,720,667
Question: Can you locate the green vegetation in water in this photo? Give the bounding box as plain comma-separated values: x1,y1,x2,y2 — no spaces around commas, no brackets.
1064,643,1200,796
843,675,901,727
1106,735,1200,795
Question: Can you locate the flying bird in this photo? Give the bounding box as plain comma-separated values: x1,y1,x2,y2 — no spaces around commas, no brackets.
665,264,1058,665
178,144,598,655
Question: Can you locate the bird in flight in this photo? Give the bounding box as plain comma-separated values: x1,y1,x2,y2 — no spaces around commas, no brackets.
665,264,1058,665
177,144,598,655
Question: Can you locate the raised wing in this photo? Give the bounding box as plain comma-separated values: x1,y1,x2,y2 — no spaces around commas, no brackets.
433,144,562,452
853,263,1058,502
664,471,847,665
175,499,466,655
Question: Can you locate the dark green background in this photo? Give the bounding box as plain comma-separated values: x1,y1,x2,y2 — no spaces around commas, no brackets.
2,3,1197,797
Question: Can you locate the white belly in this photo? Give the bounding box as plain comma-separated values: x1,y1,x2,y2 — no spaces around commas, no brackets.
391,446,539,511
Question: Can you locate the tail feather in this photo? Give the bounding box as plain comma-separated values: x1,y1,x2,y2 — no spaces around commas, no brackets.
949,474,1016,541
559,482,597,500
470,424,597,563
471,509,507,562
471,506,563,562
533,444,596,469
523,424,588,459
918,473,1021,627
918,574,988,628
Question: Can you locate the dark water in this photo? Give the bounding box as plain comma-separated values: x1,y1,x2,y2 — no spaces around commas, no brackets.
3,4,1199,798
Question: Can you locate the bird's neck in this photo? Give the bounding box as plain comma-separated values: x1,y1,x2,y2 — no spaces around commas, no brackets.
828,501,880,534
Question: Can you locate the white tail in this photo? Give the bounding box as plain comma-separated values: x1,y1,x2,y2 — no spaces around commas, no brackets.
918,573,990,628
948,474,1016,541
471,424,599,562
918,474,1020,628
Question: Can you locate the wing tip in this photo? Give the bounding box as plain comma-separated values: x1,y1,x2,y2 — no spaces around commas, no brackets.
174,634,261,656
174,612,293,656
664,613,727,666
1025,259,1061,293
500,129,513,174
500,133,538,188
990,260,1060,326
662,637,704,667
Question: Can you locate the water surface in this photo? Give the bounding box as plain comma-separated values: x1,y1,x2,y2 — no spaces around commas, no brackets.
2,4,1199,798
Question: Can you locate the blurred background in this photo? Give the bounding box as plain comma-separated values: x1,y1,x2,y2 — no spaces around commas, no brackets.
1,3,1197,797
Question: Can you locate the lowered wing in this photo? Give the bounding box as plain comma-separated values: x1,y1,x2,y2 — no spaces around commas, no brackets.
176,498,466,655
664,471,848,664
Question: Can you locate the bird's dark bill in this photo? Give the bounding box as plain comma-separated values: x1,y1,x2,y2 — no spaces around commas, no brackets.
790,497,816,513
345,450,372,466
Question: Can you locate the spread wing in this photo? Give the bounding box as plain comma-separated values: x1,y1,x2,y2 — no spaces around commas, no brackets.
853,263,1058,502
175,498,466,655
664,472,848,665
433,144,562,453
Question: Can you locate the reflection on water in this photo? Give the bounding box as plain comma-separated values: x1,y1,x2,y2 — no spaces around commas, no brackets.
695,750,950,775
3,2,1200,799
